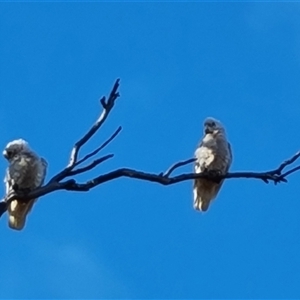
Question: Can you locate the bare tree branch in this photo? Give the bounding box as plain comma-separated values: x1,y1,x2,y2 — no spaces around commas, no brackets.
159,158,196,177
74,126,121,167
60,165,289,192
68,154,114,176
3,151,299,202
269,151,300,175
278,165,300,181
1,78,300,221
49,79,120,184
68,79,120,168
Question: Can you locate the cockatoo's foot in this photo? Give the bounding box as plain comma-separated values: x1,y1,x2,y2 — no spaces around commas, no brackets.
17,187,32,194
11,183,31,194
5,189,17,203
12,183,19,191
206,170,223,183
6,187,31,203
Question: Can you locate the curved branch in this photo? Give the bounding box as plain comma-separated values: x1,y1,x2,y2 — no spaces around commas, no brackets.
68,79,120,168
160,158,196,177
68,154,114,176
62,168,287,192
74,126,121,167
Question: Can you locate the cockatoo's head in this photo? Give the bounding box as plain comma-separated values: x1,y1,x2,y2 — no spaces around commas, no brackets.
203,117,225,135
3,139,30,161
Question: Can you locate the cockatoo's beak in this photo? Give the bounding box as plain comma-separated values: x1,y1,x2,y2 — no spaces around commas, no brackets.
3,150,8,159
205,126,213,134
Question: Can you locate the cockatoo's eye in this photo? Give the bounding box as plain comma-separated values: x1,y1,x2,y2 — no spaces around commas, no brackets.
204,120,216,128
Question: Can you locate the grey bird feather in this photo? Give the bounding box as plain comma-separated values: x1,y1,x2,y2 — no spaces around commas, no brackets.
3,139,47,230
193,118,232,212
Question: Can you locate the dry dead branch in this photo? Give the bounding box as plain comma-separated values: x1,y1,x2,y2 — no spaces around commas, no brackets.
1,79,299,217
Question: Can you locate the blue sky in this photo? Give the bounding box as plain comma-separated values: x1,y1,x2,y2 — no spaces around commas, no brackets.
1,2,300,299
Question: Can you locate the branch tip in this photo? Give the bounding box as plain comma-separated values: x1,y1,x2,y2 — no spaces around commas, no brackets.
100,97,107,108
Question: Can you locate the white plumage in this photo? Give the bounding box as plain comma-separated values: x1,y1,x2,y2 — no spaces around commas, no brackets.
3,139,47,230
193,118,232,212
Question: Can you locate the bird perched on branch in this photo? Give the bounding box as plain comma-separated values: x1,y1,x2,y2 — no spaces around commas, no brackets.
193,118,232,212
3,139,47,230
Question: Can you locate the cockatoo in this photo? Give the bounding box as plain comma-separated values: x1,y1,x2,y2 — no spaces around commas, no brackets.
3,139,47,230
193,118,232,212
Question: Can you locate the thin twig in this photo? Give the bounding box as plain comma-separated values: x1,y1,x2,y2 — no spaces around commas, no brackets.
68,154,114,176
74,126,121,167
278,165,300,181
160,158,196,177
270,151,300,175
